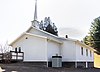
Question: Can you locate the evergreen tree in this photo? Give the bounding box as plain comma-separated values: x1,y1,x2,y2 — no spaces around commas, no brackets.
83,17,100,54
45,24,58,36
83,35,93,46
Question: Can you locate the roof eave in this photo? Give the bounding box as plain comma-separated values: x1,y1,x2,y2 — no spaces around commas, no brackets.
75,40,96,52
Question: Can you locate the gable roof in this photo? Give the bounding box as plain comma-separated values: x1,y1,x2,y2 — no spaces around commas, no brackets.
9,32,63,46
9,25,96,52
9,26,76,46
75,40,96,52
26,26,77,41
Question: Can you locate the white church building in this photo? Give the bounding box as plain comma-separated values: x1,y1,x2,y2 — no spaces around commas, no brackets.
10,0,95,68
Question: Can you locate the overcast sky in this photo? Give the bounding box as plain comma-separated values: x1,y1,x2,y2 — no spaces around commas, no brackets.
0,0,100,44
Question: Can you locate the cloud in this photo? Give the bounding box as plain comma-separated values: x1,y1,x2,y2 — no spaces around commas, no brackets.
58,27,86,40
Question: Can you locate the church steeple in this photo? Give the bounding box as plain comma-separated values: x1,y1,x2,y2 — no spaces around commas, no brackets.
34,0,37,20
32,0,39,29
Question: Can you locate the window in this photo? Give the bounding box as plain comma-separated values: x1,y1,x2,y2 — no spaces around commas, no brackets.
19,47,21,53
86,49,88,56
81,47,83,55
90,50,92,57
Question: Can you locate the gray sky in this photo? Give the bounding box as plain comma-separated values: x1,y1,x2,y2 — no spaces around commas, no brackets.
0,0,100,44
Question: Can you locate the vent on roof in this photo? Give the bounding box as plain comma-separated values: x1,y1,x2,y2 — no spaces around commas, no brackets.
25,37,28,39
65,35,68,38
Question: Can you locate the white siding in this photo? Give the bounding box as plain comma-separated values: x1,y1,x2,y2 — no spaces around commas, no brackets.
61,40,76,61
76,43,94,62
47,40,61,61
28,28,62,61
12,34,47,61
27,28,61,42
11,27,94,62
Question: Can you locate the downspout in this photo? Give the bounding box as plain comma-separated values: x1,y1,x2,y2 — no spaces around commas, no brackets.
46,39,48,67
75,41,77,68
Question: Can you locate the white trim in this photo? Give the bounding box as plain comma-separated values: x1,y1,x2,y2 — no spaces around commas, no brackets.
25,33,47,39
75,61,77,68
23,60,48,62
86,62,88,68
75,40,96,52
26,26,78,41
45,39,48,67
62,60,94,62
9,32,62,46
9,32,47,46
30,26,96,52
75,60,94,62
9,25,96,53
47,38,63,44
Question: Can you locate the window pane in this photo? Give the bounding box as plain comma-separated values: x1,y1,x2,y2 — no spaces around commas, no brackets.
90,51,92,57
86,49,88,56
81,47,83,55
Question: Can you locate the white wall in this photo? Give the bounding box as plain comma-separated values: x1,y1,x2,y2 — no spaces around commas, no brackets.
61,40,76,62
11,34,47,62
75,43,94,62
47,40,61,61
61,40,94,62
27,28,61,42
11,27,94,62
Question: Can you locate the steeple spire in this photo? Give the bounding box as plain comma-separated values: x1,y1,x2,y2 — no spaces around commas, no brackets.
34,0,37,20
32,0,39,28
